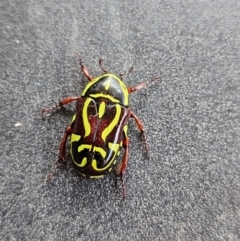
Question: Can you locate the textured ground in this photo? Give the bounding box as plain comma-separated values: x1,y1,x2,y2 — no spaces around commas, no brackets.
0,0,240,240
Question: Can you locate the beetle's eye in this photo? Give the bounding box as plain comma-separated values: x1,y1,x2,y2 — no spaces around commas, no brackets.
92,84,99,90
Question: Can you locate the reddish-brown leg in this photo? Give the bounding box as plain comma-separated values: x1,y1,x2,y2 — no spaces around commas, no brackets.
130,111,148,152
42,97,80,114
128,76,160,93
116,134,129,199
78,54,93,81
47,125,72,180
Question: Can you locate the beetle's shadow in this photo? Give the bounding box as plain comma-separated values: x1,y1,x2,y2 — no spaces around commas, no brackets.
57,106,75,117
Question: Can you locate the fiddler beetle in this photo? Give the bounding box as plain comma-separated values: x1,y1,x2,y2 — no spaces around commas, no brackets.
42,54,159,198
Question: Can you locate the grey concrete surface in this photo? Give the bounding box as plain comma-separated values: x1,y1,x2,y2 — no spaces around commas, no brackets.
0,0,239,240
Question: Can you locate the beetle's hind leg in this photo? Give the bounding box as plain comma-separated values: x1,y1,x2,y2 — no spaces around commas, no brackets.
78,53,93,81
116,127,129,199
47,125,72,180
130,111,149,152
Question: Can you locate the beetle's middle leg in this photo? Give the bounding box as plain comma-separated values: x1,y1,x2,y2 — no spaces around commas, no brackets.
130,111,148,152
116,127,129,199
47,125,72,180
42,97,80,114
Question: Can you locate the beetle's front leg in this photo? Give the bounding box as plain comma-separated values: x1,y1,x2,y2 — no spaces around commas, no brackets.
47,125,72,180
42,97,80,114
78,54,93,81
130,111,148,152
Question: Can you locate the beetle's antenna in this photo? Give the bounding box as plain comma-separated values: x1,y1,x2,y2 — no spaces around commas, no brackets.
99,58,107,73
78,53,93,81
119,67,134,78
128,76,161,93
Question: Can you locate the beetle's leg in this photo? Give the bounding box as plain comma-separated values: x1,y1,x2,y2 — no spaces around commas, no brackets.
99,58,107,73
116,128,129,199
42,97,80,114
128,76,160,93
78,53,93,81
58,125,72,161
47,125,72,180
130,111,148,152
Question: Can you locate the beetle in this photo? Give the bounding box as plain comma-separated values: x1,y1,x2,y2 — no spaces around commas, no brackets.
42,54,159,198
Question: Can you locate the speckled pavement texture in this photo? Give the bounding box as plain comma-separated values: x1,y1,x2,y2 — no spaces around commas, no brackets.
0,0,239,240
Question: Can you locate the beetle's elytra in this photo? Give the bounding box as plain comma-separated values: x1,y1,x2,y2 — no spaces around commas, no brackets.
42,54,159,198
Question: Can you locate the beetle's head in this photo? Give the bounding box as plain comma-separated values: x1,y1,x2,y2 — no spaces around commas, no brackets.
82,74,129,106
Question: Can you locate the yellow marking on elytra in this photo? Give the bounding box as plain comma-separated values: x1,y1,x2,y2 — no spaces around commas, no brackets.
92,158,114,172
109,143,120,166
90,93,120,103
73,157,87,167
78,144,92,152
93,146,107,158
98,101,106,119
71,133,81,142
117,151,120,156
82,98,92,137
71,114,76,123
79,171,103,178
108,142,120,153
91,142,119,171
101,104,121,141
105,79,111,90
